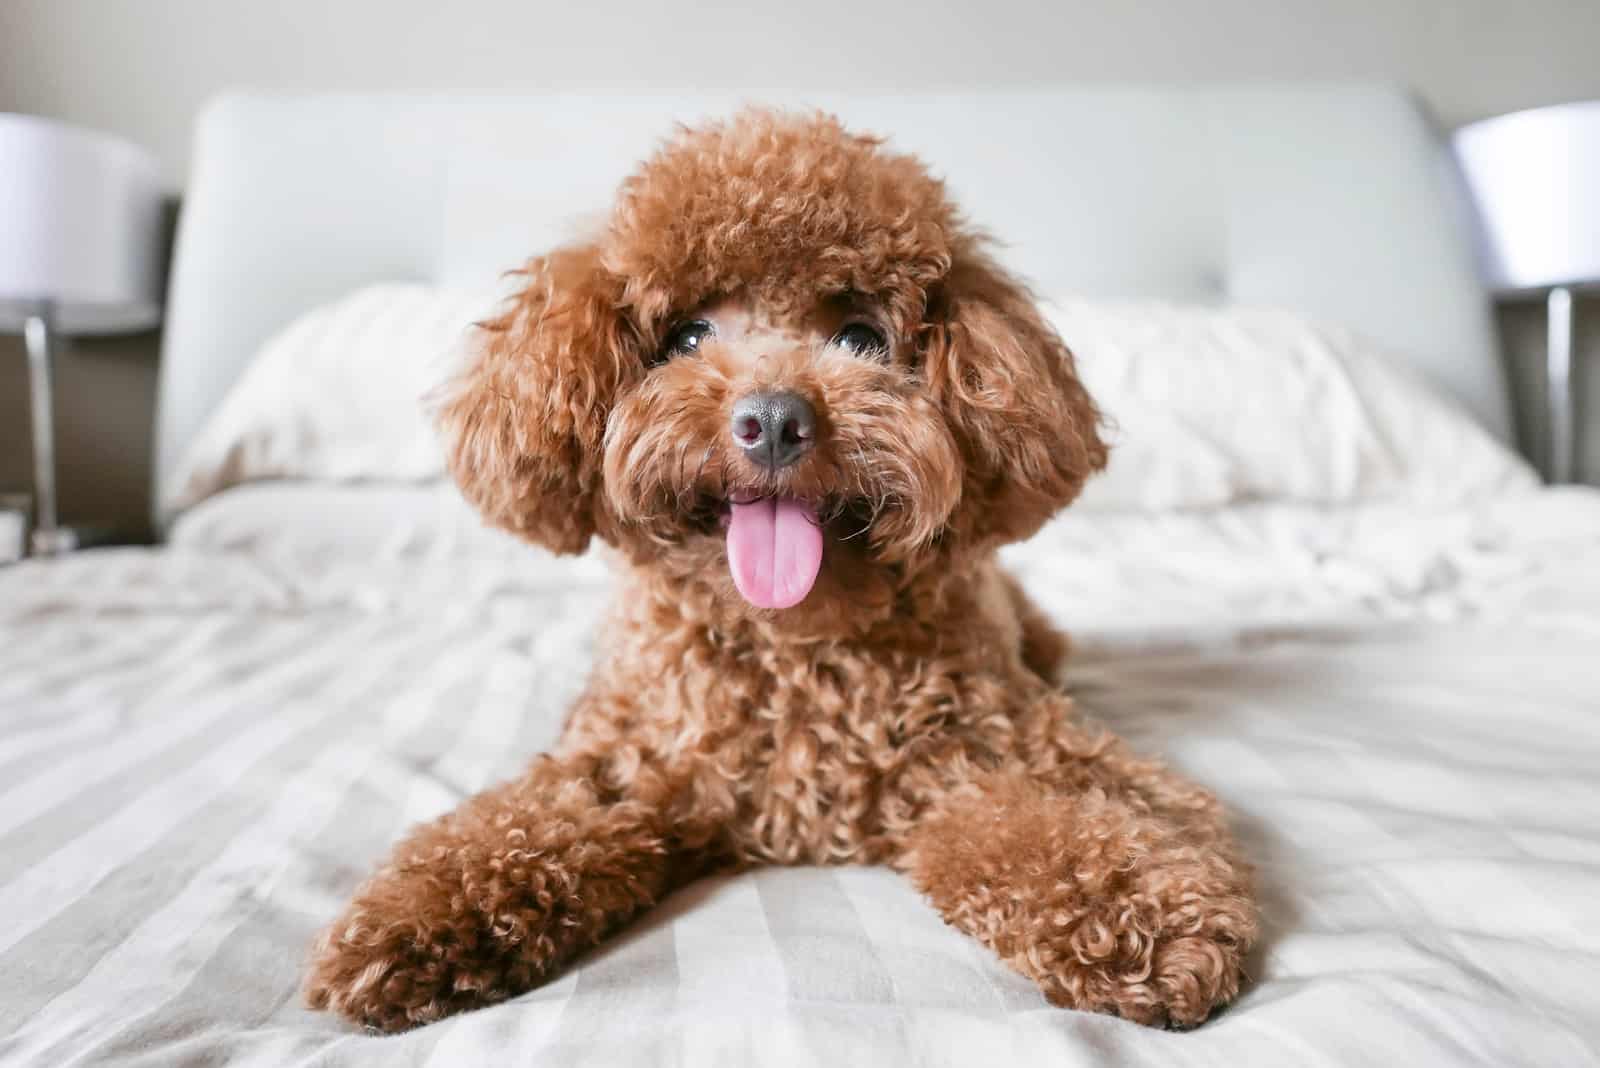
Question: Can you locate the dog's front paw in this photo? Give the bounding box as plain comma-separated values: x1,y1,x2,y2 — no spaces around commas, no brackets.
906,779,1258,1029
1021,817,1257,1028
1033,904,1254,1029
305,900,485,1033
303,856,564,1033
1145,932,1251,1029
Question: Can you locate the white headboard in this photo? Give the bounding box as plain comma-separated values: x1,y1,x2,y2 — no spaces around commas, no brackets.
155,85,1510,521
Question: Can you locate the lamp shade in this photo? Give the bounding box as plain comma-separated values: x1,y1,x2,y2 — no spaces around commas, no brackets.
0,114,166,335
1453,101,1600,294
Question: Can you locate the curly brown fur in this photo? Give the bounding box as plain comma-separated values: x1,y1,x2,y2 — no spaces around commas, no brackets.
306,109,1257,1032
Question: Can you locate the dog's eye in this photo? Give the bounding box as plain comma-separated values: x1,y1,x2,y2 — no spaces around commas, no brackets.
658,319,714,363
831,322,888,358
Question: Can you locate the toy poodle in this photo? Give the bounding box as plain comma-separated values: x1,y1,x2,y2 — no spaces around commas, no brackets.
305,108,1258,1032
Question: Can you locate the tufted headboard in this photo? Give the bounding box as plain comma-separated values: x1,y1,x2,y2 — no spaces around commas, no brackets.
154,86,1510,521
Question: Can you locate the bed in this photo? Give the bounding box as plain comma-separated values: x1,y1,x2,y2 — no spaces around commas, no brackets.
3,88,1598,1067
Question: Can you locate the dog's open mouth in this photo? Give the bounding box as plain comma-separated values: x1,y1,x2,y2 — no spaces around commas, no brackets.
681,492,879,609
724,495,823,610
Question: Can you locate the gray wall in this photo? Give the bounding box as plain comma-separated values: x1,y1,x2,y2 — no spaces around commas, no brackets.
4,0,1600,531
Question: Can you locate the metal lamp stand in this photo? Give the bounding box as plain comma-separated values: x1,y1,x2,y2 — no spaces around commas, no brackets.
1545,286,1576,485
22,301,77,556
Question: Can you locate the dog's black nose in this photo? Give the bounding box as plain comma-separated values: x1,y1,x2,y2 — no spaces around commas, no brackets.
730,390,816,470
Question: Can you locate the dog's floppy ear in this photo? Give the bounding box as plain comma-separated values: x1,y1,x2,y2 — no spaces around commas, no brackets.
436,244,636,554
920,241,1107,548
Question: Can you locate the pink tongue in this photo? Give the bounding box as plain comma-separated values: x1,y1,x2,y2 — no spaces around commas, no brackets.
726,497,824,609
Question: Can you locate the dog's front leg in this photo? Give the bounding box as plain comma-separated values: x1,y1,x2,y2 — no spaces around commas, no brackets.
896,706,1257,1028
306,751,692,1032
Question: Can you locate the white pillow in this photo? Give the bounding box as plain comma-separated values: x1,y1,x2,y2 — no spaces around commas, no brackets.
1051,299,1537,511
166,283,501,513
168,285,1536,515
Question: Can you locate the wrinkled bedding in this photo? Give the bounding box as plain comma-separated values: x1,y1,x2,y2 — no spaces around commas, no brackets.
2,484,1598,1067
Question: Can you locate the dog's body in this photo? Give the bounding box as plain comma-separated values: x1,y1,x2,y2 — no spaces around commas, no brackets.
306,110,1257,1033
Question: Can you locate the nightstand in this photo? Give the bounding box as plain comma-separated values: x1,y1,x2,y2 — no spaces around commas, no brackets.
0,494,26,565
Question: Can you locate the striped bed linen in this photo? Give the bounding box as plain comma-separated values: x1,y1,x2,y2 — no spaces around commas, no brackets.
2,484,1598,1067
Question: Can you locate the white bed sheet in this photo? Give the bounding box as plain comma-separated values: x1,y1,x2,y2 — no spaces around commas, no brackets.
2,483,1598,1067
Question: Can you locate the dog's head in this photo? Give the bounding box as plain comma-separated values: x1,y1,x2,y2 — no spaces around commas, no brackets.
438,110,1106,629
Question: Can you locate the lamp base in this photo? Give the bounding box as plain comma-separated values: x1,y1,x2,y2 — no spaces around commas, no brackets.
29,526,79,557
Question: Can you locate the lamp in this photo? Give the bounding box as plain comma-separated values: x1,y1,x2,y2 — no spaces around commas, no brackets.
1454,101,1600,484
0,114,166,554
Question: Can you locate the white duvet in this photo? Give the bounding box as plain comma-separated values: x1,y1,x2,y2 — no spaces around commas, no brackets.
3,483,1598,1067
